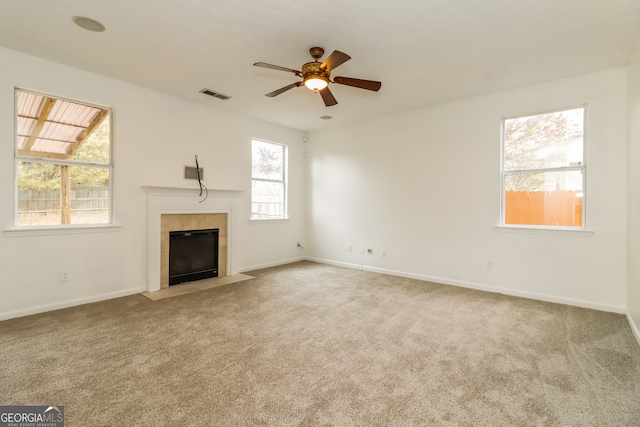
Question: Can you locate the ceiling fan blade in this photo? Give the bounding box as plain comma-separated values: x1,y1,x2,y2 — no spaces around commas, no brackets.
319,87,338,107
320,50,351,72
333,76,382,92
254,62,301,75
265,82,302,97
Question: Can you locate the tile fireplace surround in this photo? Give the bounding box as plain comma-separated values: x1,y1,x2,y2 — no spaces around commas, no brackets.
160,213,227,289
143,186,242,293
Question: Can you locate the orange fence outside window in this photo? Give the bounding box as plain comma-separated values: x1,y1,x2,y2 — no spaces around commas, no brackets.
505,190,582,227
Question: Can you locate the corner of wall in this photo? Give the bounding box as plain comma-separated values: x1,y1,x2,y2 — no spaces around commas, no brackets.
626,312,640,348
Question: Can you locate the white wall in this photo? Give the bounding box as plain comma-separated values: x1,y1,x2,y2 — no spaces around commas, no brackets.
628,40,640,339
306,68,628,312
0,47,305,320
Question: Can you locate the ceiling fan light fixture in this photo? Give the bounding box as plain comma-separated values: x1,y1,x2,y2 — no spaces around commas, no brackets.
304,75,328,91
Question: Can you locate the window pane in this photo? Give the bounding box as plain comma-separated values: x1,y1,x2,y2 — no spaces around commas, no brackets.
16,90,110,163
73,115,110,164
17,162,61,226
17,162,110,226
504,170,583,226
251,180,284,219
504,108,583,171
69,166,110,224
252,140,284,180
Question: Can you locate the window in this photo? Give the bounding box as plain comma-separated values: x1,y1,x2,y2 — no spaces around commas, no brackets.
501,107,585,228
15,89,112,226
251,139,287,220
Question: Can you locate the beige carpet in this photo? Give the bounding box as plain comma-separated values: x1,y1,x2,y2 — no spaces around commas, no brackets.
1,261,639,426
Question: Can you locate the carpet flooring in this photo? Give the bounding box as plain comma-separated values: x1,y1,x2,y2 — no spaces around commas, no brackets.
1,261,639,426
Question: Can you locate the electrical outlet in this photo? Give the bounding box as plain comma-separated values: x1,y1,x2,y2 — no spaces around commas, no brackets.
59,270,70,282
366,248,373,255
381,249,387,257
486,262,494,271
358,246,365,254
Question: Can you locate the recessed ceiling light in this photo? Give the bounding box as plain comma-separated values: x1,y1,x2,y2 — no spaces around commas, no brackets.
320,115,332,120
72,16,106,32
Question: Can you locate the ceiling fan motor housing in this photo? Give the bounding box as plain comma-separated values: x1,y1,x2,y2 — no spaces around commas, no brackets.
302,62,329,89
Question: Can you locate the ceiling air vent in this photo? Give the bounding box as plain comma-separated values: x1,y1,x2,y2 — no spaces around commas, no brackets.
199,89,231,100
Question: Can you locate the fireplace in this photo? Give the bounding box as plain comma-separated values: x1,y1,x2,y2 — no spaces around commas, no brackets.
143,186,242,293
160,213,227,289
169,228,219,285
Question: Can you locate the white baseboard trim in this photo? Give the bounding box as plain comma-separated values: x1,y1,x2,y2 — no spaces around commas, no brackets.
304,256,626,314
0,287,145,322
626,312,640,348
239,256,303,273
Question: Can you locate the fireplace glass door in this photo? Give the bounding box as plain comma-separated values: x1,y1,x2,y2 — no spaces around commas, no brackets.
169,228,219,285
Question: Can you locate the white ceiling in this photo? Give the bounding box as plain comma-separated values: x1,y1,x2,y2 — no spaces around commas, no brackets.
1,0,639,132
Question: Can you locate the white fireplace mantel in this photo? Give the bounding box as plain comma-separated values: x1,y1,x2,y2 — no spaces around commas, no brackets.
142,185,243,198
143,186,243,292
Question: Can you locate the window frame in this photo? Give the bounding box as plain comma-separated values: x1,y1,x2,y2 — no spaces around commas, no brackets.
13,88,114,229
250,138,288,221
499,105,587,230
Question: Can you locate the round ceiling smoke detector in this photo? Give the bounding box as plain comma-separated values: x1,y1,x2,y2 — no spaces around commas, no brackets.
72,16,106,32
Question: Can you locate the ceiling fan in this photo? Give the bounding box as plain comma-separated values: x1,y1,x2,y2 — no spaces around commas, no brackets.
254,47,382,107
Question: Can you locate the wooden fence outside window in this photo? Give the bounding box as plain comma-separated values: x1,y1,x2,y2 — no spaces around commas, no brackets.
505,190,582,226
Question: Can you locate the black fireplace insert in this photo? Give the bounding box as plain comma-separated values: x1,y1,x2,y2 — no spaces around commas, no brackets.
169,228,219,285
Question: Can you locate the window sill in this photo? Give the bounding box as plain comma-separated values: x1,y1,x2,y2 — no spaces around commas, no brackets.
4,224,121,237
494,225,594,237
249,218,290,223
